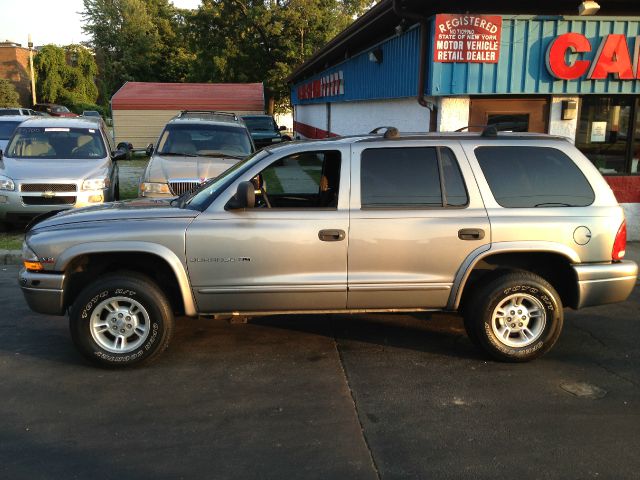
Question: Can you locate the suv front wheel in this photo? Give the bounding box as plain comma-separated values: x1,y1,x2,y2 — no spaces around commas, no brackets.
464,272,563,362
69,272,174,367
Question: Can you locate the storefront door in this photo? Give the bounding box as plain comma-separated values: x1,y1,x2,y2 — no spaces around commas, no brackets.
469,98,550,133
575,96,640,175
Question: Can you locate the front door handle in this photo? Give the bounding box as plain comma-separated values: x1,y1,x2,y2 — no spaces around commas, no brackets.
458,228,485,241
318,229,346,242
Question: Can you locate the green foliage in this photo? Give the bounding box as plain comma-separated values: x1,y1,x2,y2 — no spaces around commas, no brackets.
34,44,99,105
82,0,377,111
82,0,195,100
0,79,20,108
189,1,375,111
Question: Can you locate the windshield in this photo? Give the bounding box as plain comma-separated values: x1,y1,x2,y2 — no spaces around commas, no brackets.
0,121,22,140
0,109,21,116
6,126,107,159
157,124,252,157
184,149,270,211
243,116,276,132
52,106,70,113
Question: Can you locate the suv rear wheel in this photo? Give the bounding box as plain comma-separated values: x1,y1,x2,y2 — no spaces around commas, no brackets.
464,272,563,362
69,272,174,367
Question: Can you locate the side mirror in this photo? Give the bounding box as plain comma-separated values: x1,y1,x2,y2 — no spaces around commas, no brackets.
279,125,287,131
225,181,255,210
146,143,154,156
112,149,127,161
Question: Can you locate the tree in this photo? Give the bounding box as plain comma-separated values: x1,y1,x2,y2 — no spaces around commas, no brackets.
0,79,20,108
33,44,99,105
82,0,194,99
188,1,376,112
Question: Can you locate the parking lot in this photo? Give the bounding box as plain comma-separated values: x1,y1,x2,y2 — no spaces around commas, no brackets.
1,262,638,479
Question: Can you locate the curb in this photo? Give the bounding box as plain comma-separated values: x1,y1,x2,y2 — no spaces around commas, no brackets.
0,250,21,266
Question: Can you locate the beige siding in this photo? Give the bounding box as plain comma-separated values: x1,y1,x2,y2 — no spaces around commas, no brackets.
113,110,179,148
113,109,264,149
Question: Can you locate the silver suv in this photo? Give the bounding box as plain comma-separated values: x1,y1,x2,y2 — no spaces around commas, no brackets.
0,117,124,227
18,128,638,367
140,111,255,198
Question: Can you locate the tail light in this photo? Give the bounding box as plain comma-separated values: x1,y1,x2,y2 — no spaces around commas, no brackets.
612,220,627,261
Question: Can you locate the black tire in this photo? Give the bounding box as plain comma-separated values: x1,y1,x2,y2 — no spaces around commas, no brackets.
113,181,120,201
463,272,563,362
69,272,174,368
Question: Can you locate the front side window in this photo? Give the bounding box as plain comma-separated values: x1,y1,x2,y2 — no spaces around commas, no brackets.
360,147,468,208
252,151,341,209
475,146,595,208
157,124,252,157
6,126,107,159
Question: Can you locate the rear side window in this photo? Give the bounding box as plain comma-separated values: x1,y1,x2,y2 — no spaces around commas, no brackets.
360,147,468,207
475,146,595,208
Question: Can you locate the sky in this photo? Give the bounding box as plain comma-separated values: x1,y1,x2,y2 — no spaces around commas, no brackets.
0,0,202,47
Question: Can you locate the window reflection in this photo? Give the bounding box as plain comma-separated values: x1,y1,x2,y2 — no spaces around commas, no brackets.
575,97,635,175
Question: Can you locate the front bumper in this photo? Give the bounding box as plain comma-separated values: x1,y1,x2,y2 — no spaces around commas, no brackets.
573,260,638,309
0,187,108,222
19,268,66,316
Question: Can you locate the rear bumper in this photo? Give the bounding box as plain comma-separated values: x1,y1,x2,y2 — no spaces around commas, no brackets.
573,260,638,309
18,268,66,316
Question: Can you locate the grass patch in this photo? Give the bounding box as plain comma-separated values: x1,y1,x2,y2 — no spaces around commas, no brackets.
118,157,148,200
0,233,23,250
262,168,284,194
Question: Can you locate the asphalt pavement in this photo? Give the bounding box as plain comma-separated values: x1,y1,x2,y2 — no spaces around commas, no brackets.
0,265,638,480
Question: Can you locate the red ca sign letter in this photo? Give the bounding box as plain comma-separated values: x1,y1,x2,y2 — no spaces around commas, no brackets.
546,33,591,80
588,34,634,80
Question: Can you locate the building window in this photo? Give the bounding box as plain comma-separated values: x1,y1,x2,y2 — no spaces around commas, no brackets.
575,96,639,175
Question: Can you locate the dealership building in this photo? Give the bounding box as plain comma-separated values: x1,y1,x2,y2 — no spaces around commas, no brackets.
288,0,640,239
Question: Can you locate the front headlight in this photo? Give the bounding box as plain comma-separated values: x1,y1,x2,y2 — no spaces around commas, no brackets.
22,241,38,261
82,178,110,191
0,175,15,191
140,182,171,194
22,241,43,271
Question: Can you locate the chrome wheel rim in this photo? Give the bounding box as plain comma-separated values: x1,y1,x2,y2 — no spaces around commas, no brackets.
491,293,546,348
90,297,150,354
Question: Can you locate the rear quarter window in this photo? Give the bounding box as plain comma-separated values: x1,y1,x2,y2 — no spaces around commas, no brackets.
475,146,595,208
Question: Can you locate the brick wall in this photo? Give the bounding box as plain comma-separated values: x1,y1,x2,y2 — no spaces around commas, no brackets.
0,46,32,107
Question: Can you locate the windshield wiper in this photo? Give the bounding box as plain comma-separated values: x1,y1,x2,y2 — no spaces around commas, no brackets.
198,152,245,159
159,152,198,157
170,176,217,209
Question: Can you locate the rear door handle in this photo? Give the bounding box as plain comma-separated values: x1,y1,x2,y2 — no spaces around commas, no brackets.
458,228,485,241
318,229,346,242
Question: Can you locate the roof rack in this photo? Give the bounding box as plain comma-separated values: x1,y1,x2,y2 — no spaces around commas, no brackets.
178,110,239,121
369,126,400,139
456,124,528,137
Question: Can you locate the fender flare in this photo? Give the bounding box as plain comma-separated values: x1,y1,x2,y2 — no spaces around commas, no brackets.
448,241,580,310
56,241,197,317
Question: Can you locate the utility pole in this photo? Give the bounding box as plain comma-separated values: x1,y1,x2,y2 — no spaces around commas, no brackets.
28,34,36,106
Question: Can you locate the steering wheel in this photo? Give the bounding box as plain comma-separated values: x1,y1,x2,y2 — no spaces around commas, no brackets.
259,187,272,208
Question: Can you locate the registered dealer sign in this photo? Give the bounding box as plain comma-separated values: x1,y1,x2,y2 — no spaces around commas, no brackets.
434,14,502,63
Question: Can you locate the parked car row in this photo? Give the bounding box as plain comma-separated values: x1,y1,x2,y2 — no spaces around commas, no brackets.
0,110,288,229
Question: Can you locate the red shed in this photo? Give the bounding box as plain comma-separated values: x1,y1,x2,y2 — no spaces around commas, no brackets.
111,82,264,147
